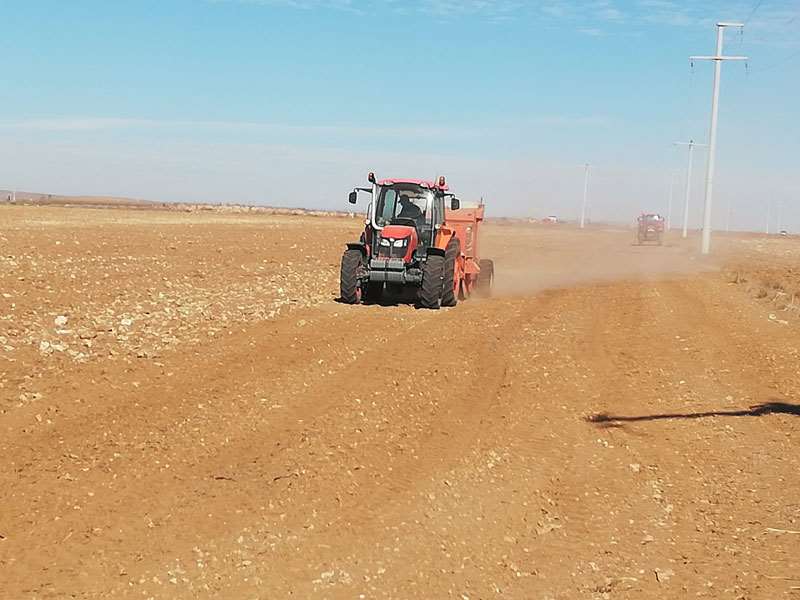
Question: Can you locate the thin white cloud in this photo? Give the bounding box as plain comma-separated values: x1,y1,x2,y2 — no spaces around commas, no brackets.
579,27,607,37
210,0,525,18
0,114,610,135
0,118,157,132
209,0,366,13
0,117,449,136
418,0,524,19
209,0,799,42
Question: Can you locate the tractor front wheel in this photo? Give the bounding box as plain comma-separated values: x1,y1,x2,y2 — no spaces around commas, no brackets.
340,249,365,304
441,238,460,307
419,254,445,309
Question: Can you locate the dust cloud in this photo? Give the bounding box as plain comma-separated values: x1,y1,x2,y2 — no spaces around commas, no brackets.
482,223,717,297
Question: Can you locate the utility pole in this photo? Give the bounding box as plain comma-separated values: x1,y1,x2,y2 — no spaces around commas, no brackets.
674,140,707,239
777,200,784,233
580,163,590,229
766,200,771,235
666,170,678,230
726,197,732,232
691,22,748,255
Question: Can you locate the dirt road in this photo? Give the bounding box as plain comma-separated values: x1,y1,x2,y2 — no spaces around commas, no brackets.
1,207,799,599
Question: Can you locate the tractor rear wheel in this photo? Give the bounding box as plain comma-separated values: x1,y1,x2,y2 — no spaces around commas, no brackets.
419,254,445,309
441,238,460,307
476,259,494,298
340,249,364,304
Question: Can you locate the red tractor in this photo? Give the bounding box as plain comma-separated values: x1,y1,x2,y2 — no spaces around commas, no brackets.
340,173,493,309
636,213,665,245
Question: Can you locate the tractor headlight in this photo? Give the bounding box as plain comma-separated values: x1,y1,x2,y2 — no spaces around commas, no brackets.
379,238,390,247
393,238,408,248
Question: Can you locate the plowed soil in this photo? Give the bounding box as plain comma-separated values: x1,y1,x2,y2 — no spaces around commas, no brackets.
1,206,799,599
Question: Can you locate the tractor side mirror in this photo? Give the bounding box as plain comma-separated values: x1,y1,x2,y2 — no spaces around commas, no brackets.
450,197,460,210
348,191,358,204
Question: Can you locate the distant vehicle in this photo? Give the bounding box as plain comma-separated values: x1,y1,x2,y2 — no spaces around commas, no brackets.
636,213,665,245
543,216,559,224
779,230,789,236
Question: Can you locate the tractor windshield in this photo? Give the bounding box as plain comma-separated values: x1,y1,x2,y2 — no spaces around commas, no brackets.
374,184,433,231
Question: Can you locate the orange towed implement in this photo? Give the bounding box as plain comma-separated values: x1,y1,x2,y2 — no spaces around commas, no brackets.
442,203,493,302
340,173,494,309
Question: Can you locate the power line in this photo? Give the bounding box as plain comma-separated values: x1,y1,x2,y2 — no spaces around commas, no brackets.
754,47,800,73
744,0,765,25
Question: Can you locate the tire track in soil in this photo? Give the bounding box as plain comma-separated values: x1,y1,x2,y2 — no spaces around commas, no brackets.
528,280,716,598
407,282,681,599
305,289,603,599
281,280,709,599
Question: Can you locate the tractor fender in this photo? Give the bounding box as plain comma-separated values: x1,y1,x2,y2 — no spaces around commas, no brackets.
434,227,456,251
346,242,368,256
426,247,446,258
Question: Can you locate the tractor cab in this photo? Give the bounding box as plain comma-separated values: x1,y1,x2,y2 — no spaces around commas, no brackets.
348,175,458,260
373,182,438,257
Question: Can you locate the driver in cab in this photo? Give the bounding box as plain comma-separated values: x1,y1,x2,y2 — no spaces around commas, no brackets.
397,194,424,226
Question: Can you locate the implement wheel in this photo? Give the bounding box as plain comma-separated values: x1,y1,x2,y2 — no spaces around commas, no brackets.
476,259,494,298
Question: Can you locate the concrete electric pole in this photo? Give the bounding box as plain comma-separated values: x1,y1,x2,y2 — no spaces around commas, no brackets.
691,22,748,255
766,200,771,235
726,197,732,232
674,140,707,239
666,170,675,231
580,163,590,229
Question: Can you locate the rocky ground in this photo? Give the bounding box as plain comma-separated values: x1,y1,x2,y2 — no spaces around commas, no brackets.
1,205,798,599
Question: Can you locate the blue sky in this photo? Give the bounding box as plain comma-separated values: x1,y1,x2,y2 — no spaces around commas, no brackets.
0,0,798,230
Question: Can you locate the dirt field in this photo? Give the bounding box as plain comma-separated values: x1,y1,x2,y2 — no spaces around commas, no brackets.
1,205,799,599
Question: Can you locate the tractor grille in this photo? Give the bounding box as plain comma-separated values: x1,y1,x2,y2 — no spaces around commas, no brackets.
377,238,409,259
